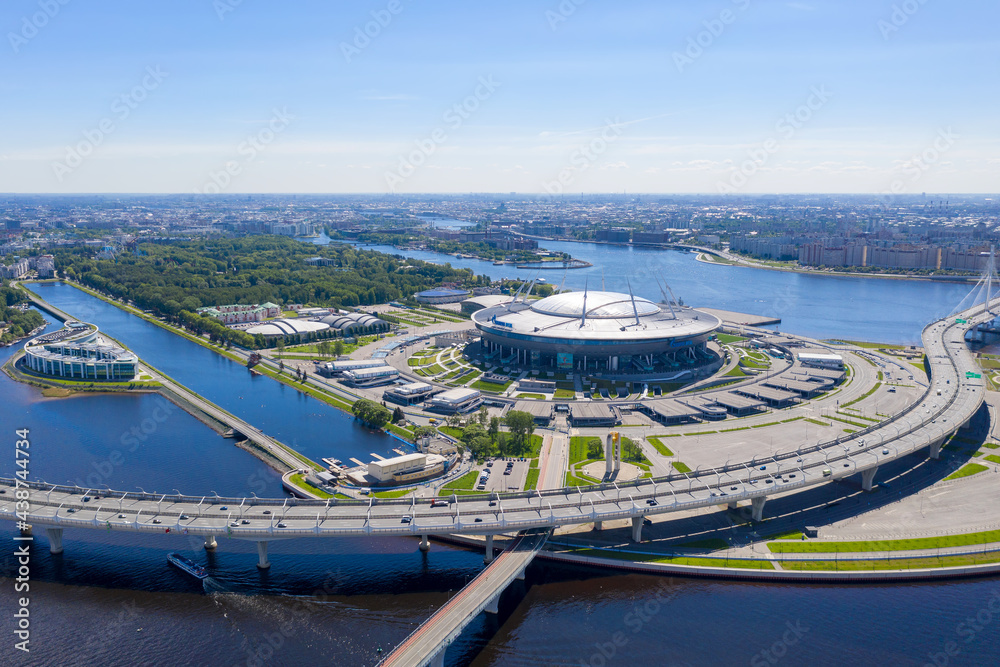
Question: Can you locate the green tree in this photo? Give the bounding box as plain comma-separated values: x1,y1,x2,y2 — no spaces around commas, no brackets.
488,416,500,446
503,410,535,455
276,338,286,354
587,437,604,460
392,406,404,423
351,399,391,430
477,405,488,425
467,435,492,461
621,437,646,463
334,339,345,357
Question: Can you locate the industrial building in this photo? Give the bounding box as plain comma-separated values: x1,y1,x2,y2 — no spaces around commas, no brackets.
797,352,844,370
471,288,721,373
383,381,436,405
341,365,400,387
426,387,482,413
318,359,388,376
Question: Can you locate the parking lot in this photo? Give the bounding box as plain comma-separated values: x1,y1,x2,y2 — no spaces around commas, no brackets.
476,458,530,493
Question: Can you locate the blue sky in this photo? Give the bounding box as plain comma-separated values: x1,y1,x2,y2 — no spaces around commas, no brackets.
1,0,996,193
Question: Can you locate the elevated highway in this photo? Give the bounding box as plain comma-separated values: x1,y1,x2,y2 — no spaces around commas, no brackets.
379,529,550,667
0,301,990,567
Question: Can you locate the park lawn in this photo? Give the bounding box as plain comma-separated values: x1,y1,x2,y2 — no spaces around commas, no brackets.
780,553,1000,571
415,364,445,376
944,463,989,481
438,426,464,440
768,528,1000,553
569,436,598,466
442,471,480,491
554,388,576,399
471,379,512,393
372,488,413,499
647,436,674,457
725,366,749,378
715,333,746,344
516,393,546,400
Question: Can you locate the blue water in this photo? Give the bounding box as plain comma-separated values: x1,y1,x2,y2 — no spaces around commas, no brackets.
26,281,406,466
332,239,974,345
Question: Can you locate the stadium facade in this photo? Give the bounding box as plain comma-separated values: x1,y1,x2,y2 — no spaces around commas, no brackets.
471,290,721,373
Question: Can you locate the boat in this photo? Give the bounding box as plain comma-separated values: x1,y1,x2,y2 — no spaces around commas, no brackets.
167,553,208,580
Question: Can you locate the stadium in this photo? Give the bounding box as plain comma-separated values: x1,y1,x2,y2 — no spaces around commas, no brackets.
470,289,722,374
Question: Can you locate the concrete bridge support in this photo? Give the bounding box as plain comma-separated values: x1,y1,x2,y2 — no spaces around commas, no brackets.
256,541,270,569
861,467,879,492
419,534,430,552
751,496,766,522
485,595,500,615
593,521,603,531
727,500,738,511
631,516,643,543
929,439,942,460
46,527,63,554
204,535,218,551
484,535,494,564
429,649,445,667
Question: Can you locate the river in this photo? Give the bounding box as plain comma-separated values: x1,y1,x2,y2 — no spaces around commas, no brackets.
1,271,998,666
334,236,974,345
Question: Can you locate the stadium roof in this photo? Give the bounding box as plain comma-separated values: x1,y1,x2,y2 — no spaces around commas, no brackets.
417,288,470,297
245,318,329,336
531,291,660,319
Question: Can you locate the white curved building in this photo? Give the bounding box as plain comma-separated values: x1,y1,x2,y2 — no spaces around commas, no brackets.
471,290,720,373
319,312,389,335
24,321,138,380
245,318,329,340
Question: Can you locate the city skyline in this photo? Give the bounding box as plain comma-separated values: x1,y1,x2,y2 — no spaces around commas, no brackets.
1,0,996,194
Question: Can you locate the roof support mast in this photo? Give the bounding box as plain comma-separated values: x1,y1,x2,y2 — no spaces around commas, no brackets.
580,278,589,328
654,275,677,319
627,278,641,328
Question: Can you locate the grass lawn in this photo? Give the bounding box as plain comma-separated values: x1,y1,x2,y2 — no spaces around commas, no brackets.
523,468,540,491
944,463,989,481
768,528,1000,554
672,461,692,474
763,530,804,541
471,379,512,393
716,333,747,344
572,548,774,570
780,553,1000,571
569,436,599,466
828,415,869,428
554,388,576,399
804,418,831,426
438,426,464,440
442,470,479,491
372,488,413,499
983,454,1000,465
287,473,334,499
647,436,674,457
516,393,546,400
724,366,749,378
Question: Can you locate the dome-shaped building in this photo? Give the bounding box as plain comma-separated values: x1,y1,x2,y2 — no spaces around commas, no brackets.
471,290,720,373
